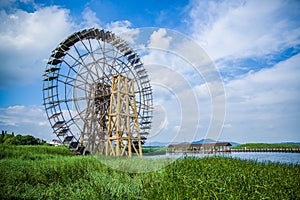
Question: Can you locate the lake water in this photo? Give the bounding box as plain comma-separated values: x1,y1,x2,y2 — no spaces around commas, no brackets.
145,152,300,165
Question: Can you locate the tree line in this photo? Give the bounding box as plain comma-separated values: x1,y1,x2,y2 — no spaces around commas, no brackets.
0,130,47,145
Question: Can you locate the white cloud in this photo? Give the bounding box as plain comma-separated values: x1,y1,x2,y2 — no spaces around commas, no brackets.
107,20,131,34
186,0,300,143
107,20,140,44
0,5,143,88
0,6,74,87
1,7,72,49
148,28,172,49
189,0,300,60
0,105,53,140
81,7,102,28
221,53,300,142
0,0,18,8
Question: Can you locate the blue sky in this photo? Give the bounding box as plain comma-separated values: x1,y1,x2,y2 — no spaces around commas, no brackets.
0,0,299,144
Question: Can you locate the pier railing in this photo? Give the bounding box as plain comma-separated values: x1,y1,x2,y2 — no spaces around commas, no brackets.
166,148,300,154
230,148,300,153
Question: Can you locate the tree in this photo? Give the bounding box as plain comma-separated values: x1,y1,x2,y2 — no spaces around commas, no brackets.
0,130,47,145
3,133,14,143
3,137,20,145
0,130,5,143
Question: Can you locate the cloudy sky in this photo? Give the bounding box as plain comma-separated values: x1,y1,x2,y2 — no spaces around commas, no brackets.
0,0,299,144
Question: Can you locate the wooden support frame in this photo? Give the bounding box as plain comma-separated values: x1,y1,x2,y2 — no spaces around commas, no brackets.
80,82,110,155
106,74,142,158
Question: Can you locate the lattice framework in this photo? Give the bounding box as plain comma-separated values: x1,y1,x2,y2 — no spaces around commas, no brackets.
106,74,142,157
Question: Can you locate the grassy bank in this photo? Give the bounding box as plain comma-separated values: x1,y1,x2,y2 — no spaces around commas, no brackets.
1,145,299,199
142,146,166,155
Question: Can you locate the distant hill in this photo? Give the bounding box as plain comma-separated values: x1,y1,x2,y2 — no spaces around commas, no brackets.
191,138,216,144
145,141,170,147
229,142,240,146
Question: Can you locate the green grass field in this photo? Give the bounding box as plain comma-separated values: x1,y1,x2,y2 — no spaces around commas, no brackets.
1,145,299,199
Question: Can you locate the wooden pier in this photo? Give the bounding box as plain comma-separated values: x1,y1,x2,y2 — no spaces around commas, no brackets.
230,148,300,153
167,142,300,154
166,148,300,154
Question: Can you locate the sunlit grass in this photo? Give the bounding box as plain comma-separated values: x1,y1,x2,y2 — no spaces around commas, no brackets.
1,145,299,199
